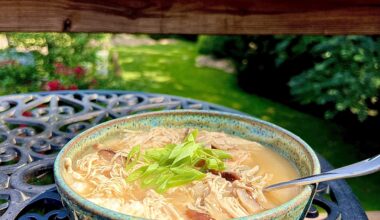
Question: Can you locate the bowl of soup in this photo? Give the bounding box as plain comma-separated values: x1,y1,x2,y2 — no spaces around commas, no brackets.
54,110,320,220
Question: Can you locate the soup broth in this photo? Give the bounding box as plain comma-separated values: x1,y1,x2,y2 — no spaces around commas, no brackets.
63,128,300,220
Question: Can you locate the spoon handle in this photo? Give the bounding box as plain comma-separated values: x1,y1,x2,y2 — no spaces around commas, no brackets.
265,154,380,191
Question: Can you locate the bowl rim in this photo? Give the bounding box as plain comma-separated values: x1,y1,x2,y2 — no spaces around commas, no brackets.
54,110,321,219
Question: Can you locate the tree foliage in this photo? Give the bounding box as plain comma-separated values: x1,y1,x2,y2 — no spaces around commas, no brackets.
289,36,380,121
198,35,380,121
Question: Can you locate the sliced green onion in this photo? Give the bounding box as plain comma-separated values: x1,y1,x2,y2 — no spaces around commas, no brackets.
125,129,232,193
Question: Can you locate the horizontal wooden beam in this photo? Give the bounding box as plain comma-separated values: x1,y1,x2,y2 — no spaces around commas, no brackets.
1,0,380,34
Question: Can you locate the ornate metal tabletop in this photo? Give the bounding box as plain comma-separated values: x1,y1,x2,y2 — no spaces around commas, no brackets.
0,90,367,220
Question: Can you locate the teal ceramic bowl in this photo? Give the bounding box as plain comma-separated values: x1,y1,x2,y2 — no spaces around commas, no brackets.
54,110,320,220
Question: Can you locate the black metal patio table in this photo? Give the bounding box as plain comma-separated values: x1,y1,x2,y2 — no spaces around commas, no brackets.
0,90,367,220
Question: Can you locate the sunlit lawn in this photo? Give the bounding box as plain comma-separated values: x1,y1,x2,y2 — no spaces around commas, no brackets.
101,40,380,209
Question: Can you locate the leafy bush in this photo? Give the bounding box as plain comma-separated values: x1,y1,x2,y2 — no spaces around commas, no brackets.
197,35,380,121
0,65,41,94
0,33,106,94
198,35,318,102
198,36,246,59
289,36,380,121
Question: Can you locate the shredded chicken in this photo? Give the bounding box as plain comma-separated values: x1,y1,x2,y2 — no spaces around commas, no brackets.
186,209,214,220
139,190,183,220
197,131,264,151
88,190,183,220
65,151,137,199
235,188,261,213
187,170,270,220
122,128,189,150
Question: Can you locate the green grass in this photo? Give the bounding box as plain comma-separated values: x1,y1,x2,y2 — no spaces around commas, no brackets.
102,41,378,209
27,170,55,185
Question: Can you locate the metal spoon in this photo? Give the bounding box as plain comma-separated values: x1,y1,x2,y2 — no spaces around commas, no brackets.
264,154,380,191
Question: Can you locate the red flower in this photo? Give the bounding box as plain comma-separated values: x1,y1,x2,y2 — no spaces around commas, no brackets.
44,80,63,91
22,111,33,117
54,62,72,75
73,66,86,78
20,111,32,127
88,79,98,89
67,84,78,90
54,62,64,68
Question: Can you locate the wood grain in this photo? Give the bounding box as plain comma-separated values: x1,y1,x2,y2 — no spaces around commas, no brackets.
0,0,380,34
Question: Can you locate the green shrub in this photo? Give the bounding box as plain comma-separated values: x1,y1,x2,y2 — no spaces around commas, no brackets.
0,65,41,94
0,33,107,93
289,36,380,121
197,35,380,121
197,35,246,59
